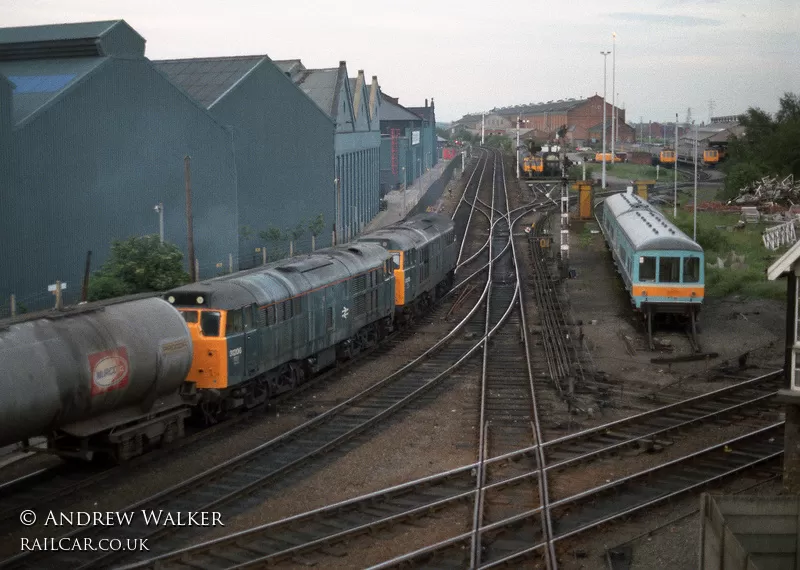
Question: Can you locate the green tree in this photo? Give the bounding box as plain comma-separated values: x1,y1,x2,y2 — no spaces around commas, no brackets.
87,235,190,301
260,225,287,260
722,92,800,199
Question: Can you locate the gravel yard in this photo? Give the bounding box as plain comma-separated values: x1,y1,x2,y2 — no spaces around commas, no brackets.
1,161,789,569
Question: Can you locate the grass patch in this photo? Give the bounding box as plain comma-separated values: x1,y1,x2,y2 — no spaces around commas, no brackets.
662,209,787,300
605,163,691,182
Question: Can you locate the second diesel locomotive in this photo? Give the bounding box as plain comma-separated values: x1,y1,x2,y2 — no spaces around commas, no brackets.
165,213,457,421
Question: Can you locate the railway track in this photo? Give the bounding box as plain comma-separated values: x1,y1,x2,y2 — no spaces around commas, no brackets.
1,150,507,570
113,368,784,569
0,296,453,535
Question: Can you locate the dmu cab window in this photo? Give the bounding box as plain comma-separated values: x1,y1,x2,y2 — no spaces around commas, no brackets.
639,256,656,282
683,257,700,283
658,257,681,283
200,311,221,337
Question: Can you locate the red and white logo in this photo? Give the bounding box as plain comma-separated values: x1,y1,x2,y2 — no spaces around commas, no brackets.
88,347,130,396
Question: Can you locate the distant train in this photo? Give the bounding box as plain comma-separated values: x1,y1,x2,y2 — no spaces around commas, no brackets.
659,147,724,167
0,213,458,461
596,191,705,346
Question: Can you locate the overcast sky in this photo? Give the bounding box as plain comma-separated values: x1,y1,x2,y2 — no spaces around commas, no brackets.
3,0,799,124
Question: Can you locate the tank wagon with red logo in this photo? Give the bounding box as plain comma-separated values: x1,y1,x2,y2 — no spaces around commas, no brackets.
0,295,193,461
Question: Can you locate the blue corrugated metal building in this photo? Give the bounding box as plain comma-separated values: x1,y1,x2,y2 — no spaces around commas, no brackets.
276,60,381,243
0,20,238,307
407,98,438,168
379,95,434,193
154,55,336,266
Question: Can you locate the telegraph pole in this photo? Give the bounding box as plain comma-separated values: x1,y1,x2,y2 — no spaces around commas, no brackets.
601,51,610,189
481,113,485,145
184,156,196,282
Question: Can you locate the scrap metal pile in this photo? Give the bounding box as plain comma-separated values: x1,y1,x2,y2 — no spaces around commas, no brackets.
732,174,800,206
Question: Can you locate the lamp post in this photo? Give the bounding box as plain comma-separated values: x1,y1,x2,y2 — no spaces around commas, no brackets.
600,50,611,190
673,113,678,218
154,202,164,244
693,120,698,241
611,32,617,162
516,115,521,179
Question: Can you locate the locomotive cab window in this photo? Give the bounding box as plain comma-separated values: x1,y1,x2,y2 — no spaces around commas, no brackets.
181,310,198,324
200,311,221,337
391,253,401,270
226,310,244,334
658,257,681,283
683,257,700,283
639,256,656,282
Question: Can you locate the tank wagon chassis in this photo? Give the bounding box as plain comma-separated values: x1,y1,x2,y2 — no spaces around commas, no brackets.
0,295,194,463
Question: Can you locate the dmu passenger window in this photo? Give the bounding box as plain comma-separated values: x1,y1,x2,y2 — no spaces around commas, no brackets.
683,257,700,283
639,257,656,282
658,257,681,283
200,311,221,337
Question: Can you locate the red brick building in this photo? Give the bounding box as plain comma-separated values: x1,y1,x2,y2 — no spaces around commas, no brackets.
454,95,635,147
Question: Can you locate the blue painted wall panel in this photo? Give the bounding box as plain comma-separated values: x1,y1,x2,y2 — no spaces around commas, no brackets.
209,60,335,265
2,58,238,306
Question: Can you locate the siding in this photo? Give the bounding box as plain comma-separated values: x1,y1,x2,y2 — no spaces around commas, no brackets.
2,58,238,305
209,60,336,264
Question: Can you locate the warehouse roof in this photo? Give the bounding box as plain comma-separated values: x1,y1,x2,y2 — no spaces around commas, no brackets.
0,20,145,59
379,95,422,122
154,56,266,109
0,56,106,124
294,67,339,118
492,98,587,116
273,59,305,80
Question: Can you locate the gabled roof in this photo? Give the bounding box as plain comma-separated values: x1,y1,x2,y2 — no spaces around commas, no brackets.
154,56,266,109
380,94,423,122
273,59,305,80
407,106,431,121
0,20,145,59
294,67,339,118
768,239,800,281
491,98,588,116
0,56,107,124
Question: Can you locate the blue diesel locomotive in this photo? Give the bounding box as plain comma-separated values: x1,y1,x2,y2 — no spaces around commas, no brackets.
165,213,457,420
597,191,705,347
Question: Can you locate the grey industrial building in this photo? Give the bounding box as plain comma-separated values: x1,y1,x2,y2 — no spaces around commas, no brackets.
155,55,336,266
276,60,381,242
0,20,238,308
379,96,437,194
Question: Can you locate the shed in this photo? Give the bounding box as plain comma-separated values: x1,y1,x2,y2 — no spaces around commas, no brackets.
700,494,800,570
275,60,382,242
154,55,336,267
0,20,238,309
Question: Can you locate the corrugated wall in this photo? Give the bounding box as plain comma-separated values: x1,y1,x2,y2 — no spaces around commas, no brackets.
210,61,336,266
335,131,380,242
3,58,238,306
